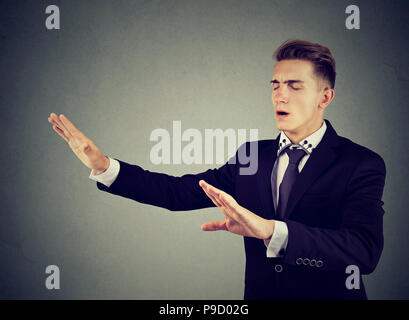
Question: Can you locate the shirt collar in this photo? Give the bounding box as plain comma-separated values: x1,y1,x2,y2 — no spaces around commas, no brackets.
277,120,327,156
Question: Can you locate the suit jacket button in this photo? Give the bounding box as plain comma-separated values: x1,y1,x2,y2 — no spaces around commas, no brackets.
274,264,283,272
310,259,316,267
316,260,324,268
303,258,310,265
296,258,303,265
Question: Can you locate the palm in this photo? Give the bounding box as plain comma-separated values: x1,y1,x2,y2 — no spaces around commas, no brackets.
225,216,250,237
199,180,274,240
48,113,107,171
68,135,99,169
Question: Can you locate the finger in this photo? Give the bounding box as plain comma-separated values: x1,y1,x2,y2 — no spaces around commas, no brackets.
199,180,217,191
200,181,225,203
205,184,237,210
52,125,69,143
199,180,222,205
203,189,234,222
201,185,224,207
218,192,238,211
48,116,60,128
49,112,65,130
204,184,238,213
218,192,246,224
50,113,73,139
59,114,82,138
201,220,227,231
199,180,240,220
206,185,221,199
202,182,221,197
200,187,231,221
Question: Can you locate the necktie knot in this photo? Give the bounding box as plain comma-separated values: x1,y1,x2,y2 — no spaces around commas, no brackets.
285,148,307,165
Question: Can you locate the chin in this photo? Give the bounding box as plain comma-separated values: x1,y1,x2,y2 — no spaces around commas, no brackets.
275,120,290,132
275,122,285,131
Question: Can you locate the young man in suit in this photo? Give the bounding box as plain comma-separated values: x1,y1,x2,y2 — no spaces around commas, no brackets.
48,39,386,299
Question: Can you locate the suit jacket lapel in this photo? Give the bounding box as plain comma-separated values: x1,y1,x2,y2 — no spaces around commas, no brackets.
256,137,279,219
285,119,341,219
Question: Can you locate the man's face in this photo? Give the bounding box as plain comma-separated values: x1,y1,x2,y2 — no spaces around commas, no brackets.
271,59,327,140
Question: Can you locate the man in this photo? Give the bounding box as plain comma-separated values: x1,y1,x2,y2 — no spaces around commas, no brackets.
48,39,386,299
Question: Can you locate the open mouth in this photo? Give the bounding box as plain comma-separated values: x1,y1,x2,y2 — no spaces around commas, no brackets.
276,110,289,116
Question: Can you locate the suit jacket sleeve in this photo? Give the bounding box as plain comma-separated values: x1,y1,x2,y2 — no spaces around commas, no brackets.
283,151,386,275
95,154,239,212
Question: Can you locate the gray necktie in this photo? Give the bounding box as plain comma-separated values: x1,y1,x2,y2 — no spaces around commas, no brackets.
276,148,307,219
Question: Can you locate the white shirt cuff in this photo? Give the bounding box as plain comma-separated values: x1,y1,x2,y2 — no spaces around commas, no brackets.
264,221,289,258
89,157,120,187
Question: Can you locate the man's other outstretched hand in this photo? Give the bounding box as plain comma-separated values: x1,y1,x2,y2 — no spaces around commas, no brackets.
48,113,109,174
199,180,275,240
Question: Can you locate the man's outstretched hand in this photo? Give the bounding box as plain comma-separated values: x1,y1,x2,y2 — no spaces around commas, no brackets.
199,180,275,240
47,113,109,173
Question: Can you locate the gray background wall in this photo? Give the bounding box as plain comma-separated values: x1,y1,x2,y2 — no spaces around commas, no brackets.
1,0,408,299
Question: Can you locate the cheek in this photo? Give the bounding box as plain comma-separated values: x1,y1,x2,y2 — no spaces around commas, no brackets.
295,94,316,111
291,95,308,112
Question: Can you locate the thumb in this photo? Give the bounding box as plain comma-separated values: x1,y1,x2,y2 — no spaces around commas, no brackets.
201,221,227,231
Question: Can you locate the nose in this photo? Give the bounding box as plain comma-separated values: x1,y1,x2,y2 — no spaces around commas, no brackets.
272,86,289,105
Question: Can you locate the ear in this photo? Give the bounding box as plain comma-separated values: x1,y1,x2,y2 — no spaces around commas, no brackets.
319,87,335,110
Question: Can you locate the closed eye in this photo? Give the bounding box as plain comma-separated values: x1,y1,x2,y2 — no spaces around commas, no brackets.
272,85,301,91
270,80,303,91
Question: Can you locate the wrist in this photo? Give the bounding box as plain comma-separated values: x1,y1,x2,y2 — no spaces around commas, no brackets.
95,156,109,174
264,219,275,240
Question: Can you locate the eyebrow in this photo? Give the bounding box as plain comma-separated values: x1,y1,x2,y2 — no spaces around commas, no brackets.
270,80,305,84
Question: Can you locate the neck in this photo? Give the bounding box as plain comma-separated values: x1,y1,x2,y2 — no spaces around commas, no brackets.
284,119,324,144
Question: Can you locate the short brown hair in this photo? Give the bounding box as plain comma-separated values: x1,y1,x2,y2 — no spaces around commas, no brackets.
274,39,336,89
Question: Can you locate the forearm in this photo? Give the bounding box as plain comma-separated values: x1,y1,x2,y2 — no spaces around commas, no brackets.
283,217,383,274
95,159,237,211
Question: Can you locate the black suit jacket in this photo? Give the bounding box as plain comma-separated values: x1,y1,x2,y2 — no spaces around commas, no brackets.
96,119,386,299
